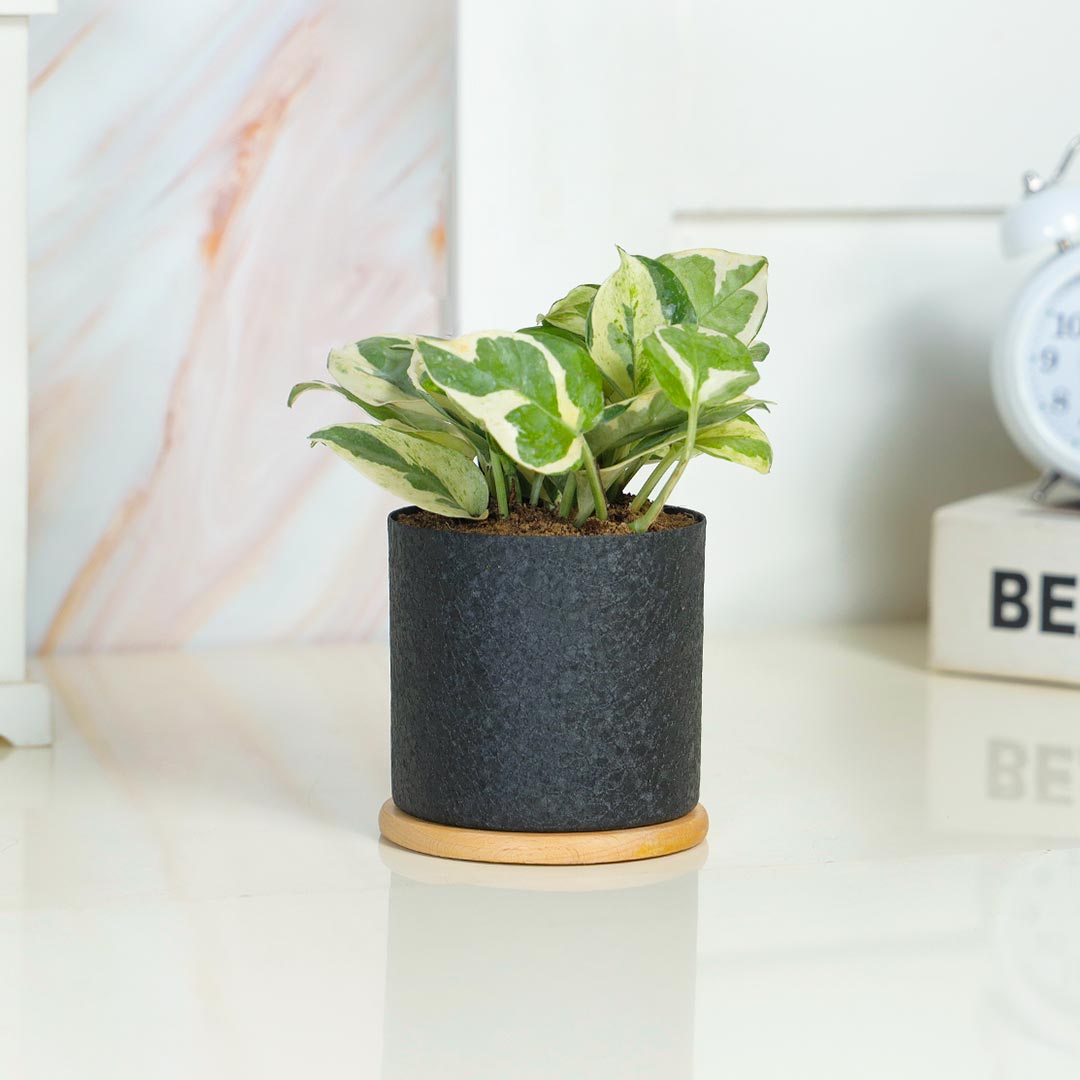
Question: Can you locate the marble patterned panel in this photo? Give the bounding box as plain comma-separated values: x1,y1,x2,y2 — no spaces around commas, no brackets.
27,0,451,652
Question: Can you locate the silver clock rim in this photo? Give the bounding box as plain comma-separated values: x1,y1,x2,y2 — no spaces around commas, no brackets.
992,244,1080,484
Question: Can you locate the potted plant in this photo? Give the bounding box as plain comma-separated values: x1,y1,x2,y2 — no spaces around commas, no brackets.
289,246,772,864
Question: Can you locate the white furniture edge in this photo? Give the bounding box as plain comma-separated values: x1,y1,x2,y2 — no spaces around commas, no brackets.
0,8,52,746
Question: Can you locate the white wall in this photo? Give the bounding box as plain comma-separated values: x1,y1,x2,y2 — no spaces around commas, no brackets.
455,0,1079,627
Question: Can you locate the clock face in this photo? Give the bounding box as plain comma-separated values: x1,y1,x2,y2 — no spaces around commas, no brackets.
1022,273,1080,455
994,247,1080,480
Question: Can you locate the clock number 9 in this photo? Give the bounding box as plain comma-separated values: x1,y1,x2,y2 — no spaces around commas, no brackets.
1039,347,1059,371
1054,311,1080,338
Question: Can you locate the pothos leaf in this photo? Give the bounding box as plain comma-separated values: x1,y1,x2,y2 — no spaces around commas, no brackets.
517,324,586,348
287,379,394,421
606,397,772,469
380,419,477,459
417,330,603,474
696,414,772,474
328,336,430,408
659,249,768,344
586,247,694,399
586,389,684,457
309,423,489,519
598,405,773,491
539,283,598,339
641,324,759,411
332,335,494,454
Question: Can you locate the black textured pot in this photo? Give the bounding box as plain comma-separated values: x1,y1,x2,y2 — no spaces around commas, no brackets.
387,507,706,835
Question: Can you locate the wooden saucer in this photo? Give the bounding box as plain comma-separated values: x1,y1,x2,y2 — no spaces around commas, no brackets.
378,800,709,866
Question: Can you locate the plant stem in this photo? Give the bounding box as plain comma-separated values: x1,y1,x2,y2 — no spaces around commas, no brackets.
580,445,607,522
607,463,635,499
558,473,576,518
529,473,543,506
629,446,679,513
632,457,688,532
489,450,509,517
632,395,699,533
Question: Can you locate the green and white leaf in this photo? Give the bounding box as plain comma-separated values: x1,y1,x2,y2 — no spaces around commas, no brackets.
417,330,602,474
598,409,772,489
659,249,768,344
604,396,771,470
309,423,488,519
287,379,393,421
539,283,598,339
380,419,477,460
292,371,483,451
586,247,694,398
587,390,676,457
641,325,760,411
328,336,433,409
696,414,772,474
333,335,494,452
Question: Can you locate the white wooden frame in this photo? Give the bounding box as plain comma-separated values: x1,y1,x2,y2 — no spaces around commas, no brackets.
0,2,54,746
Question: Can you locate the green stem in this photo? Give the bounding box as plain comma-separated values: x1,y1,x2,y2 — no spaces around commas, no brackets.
630,446,679,513
558,473,576,519
605,465,630,500
580,445,607,522
529,473,543,507
631,458,687,532
632,396,698,533
489,450,509,517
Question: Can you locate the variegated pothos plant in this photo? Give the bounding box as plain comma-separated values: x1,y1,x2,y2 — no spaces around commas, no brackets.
290,246,773,532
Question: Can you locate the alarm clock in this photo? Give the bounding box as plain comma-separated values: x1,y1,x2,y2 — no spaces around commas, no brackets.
993,133,1080,498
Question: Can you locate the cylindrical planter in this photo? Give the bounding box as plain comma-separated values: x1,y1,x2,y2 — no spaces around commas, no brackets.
386,506,706,848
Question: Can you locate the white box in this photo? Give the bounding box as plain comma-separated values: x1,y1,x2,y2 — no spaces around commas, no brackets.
931,485,1080,687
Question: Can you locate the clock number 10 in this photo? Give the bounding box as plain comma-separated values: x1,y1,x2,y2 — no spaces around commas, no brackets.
1053,311,1080,338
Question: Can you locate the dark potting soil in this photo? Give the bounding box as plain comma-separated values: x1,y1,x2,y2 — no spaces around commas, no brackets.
398,502,695,537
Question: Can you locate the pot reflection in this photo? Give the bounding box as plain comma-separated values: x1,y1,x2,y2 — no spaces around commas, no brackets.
378,843,704,1080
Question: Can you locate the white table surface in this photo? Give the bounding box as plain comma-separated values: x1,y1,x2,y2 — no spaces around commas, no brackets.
2,624,1079,1079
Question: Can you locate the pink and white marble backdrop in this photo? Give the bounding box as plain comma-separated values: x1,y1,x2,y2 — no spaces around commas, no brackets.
27,0,451,652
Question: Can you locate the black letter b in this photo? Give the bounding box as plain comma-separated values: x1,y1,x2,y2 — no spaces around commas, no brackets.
992,571,1029,629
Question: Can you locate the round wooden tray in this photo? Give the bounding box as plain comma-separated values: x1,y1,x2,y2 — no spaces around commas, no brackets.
378,800,709,866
